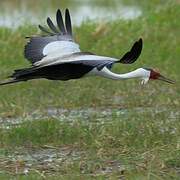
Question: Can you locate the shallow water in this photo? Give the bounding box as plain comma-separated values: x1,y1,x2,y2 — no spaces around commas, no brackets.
0,0,142,28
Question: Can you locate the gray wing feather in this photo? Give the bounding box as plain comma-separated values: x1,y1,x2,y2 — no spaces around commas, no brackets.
65,9,72,35
25,37,56,63
25,9,76,64
56,9,66,34
47,17,60,34
71,60,113,70
38,25,56,35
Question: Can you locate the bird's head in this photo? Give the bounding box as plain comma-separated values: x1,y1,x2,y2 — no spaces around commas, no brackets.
140,68,175,85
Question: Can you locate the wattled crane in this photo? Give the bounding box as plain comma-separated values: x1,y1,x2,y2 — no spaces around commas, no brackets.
0,9,174,86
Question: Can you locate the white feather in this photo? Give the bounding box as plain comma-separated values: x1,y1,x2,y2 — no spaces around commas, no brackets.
34,41,80,66
43,41,80,55
88,67,150,80
35,54,118,67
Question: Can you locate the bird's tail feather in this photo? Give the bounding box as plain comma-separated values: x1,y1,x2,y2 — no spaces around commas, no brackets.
0,79,22,86
0,67,35,86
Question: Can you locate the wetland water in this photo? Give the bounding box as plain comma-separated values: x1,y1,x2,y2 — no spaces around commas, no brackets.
0,0,142,28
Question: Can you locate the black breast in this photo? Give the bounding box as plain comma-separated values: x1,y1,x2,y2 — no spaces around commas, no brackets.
35,63,93,80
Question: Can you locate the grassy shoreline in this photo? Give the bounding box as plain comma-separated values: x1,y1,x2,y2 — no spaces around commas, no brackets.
0,2,179,179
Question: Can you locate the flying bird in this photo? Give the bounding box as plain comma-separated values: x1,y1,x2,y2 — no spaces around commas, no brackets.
0,9,174,86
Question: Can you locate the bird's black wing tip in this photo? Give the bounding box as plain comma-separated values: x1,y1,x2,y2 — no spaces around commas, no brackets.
138,38,143,46
118,38,143,64
47,17,60,34
56,8,66,34
38,8,73,36
38,24,56,35
65,8,70,13
65,8,72,35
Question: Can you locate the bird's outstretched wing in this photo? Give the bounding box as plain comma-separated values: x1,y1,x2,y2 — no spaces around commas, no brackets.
119,38,143,64
24,9,80,64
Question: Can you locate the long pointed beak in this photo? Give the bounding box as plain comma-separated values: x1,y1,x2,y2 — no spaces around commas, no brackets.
158,75,175,84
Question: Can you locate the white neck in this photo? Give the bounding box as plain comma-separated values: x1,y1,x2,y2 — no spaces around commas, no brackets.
92,67,150,80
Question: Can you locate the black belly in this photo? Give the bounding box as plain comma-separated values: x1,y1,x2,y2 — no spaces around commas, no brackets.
14,63,94,81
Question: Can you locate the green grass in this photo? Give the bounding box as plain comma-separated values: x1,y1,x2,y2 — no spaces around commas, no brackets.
0,111,179,179
0,1,179,179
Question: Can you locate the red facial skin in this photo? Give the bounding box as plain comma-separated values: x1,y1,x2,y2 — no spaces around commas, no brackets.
149,70,160,80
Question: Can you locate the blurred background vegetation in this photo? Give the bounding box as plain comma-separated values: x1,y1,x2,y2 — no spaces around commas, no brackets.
0,0,179,179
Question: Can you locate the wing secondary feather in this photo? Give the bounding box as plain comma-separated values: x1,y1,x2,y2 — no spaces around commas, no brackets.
34,53,117,67
24,9,80,65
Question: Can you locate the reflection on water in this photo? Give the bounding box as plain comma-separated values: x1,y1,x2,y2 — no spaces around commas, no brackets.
0,0,142,28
